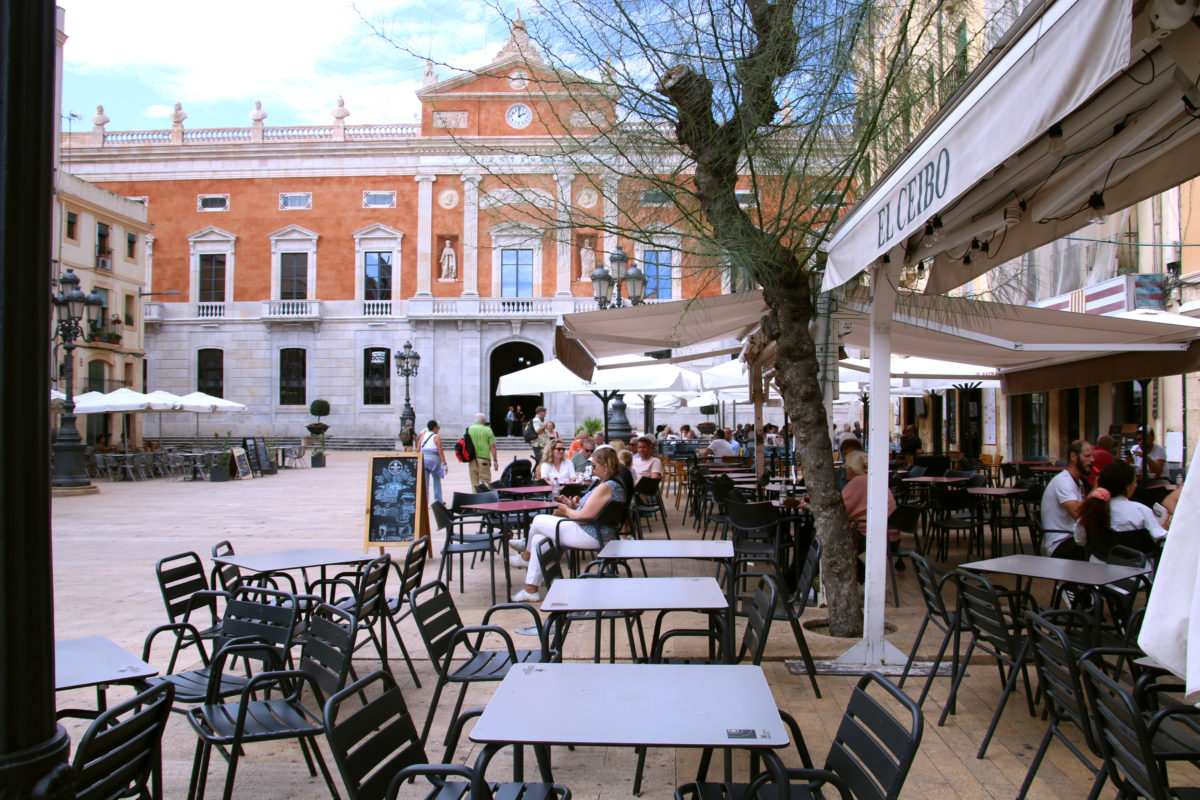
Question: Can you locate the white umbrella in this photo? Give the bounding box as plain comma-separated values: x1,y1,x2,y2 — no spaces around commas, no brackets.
67,391,107,414
701,359,748,391
589,364,702,393
497,359,593,396
174,391,247,446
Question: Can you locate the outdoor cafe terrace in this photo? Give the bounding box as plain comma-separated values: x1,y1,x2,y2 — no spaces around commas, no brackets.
50,451,1197,799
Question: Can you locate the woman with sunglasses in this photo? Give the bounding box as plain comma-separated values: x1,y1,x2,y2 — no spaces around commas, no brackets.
538,439,577,491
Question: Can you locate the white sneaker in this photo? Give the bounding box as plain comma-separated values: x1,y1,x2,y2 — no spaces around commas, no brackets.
511,588,541,602
509,553,530,567
509,537,527,550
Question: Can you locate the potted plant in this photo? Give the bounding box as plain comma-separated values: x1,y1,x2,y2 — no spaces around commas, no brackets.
697,405,718,436
307,399,330,437
210,431,233,481
263,437,278,474
310,434,327,468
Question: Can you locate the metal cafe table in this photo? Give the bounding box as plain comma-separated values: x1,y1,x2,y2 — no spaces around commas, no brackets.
496,485,556,496
55,635,158,719
210,546,376,599
597,539,734,564
470,662,790,794
540,576,728,662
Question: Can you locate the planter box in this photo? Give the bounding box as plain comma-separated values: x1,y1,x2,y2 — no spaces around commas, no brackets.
311,454,326,468
210,466,230,482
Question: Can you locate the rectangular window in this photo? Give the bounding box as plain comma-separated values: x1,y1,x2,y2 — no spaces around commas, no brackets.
280,252,308,300
124,294,135,327
735,190,757,207
199,254,226,303
91,287,109,333
642,250,673,300
198,194,229,212
641,189,670,205
279,348,306,405
363,348,391,405
279,192,312,210
500,249,533,297
364,252,392,300
66,211,77,240
198,349,223,398
96,223,111,269
126,232,137,259
362,191,396,209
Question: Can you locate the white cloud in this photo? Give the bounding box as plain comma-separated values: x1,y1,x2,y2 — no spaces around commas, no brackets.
60,0,518,127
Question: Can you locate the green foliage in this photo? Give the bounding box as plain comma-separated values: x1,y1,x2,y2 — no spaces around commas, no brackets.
582,416,604,435
309,399,330,420
212,430,232,467
312,434,326,455
699,404,718,416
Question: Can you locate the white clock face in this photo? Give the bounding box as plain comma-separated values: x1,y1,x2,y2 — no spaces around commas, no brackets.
506,103,533,129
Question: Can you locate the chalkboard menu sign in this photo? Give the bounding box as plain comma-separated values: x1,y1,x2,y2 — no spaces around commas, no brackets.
364,452,429,550
241,438,262,475
231,447,253,479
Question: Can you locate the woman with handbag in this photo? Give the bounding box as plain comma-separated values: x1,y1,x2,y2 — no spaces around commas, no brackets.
419,420,449,504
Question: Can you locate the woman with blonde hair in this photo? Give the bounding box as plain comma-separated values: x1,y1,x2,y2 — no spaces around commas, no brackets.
537,438,577,490
510,447,625,601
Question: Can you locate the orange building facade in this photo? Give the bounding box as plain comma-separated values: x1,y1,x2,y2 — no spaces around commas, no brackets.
61,22,725,440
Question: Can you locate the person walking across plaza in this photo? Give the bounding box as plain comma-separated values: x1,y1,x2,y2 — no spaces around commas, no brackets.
418,420,448,504
467,412,498,489
527,406,548,463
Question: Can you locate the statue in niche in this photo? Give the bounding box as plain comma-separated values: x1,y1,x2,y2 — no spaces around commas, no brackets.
439,240,458,280
580,236,596,280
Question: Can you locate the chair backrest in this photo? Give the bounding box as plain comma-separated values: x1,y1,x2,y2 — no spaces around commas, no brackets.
155,551,215,624
909,552,953,627
1080,658,1172,800
210,540,243,594
794,536,822,612
430,500,455,532
72,680,175,800
736,573,779,665
725,500,781,531
450,490,499,515
887,505,922,536
410,581,465,671
1025,611,1099,752
323,669,430,800
353,554,392,624
954,570,1022,654
391,536,430,604
906,464,927,479
999,462,1019,481
535,537,565,587
823,672,923,800
217,586,301,654
300,602,359,700
633,475,662,496
1087,527,1157,561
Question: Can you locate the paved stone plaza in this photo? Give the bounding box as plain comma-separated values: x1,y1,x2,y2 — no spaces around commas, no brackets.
50,452,1159,798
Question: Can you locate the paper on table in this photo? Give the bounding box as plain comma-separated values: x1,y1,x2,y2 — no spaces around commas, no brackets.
1139,463,1200,700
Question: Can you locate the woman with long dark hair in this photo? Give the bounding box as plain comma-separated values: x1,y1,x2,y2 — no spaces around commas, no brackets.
1073,461,1167,558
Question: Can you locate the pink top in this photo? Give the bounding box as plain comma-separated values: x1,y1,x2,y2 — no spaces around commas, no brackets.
841,474,899,542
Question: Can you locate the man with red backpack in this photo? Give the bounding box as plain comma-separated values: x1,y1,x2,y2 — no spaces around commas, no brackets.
466,412,497,489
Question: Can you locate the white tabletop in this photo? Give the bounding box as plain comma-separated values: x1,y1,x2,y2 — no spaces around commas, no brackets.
598,540,734,561
541,577,728,613
470,663,787,748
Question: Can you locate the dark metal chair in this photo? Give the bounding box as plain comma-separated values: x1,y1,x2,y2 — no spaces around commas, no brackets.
776,534,822,699
142,585,300,708
185,602,357,800
553,497,626,577
1081,654,1200,800
928,478,985,562
632,475,671,539
69,680,175,800
943,570,1038,758
382,535,430,687
1017,610,1109,800
898,551,960,709
323,669,571,800
725,500,785,578
309,554,394,681
409,580,554,745
155,551,225,660
675,673,923,800
432,499,505,602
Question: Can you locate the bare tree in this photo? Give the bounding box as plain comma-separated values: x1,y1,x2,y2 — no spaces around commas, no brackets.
370,0,949,635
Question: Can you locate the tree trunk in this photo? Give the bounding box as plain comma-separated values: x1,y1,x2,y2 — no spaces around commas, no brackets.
765,279,863,637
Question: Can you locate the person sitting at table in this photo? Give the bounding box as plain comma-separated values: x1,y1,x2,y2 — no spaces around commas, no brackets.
680,424,696,441
538,440,577,489
631,436,663,482
1127,426,1167,479
703,428,736,459
1089,434,1116,486
94,433,117,453
899,425,921,460
1040,439,1094,560
567,428,588,458
510,447,626,601
841,449,901,577
1073,461,1168,561
571,438,596,475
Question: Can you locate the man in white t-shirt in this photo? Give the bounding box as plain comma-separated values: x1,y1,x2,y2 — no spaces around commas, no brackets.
1040,439,1094,559
631,436,664,483
1128,426,1167,479
704,429,736,459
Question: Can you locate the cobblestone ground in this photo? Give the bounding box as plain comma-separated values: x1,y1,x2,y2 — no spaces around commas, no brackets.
50,451,1184,798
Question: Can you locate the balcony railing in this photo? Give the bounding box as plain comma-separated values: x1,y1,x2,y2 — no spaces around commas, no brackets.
480,298,557,315
262,299,321,319
363,300,392,316
197,302,226,319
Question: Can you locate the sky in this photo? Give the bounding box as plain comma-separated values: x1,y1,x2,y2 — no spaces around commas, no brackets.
58,0,518,132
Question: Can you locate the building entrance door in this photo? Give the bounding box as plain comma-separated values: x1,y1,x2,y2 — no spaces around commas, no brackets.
491,343,544,439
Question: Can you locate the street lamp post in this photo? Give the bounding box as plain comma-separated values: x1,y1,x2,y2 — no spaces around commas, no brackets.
394,340,421,439
590,245,648,309
51,269,104,488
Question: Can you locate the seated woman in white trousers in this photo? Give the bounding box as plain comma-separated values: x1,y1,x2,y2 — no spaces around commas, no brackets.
510,447,626,602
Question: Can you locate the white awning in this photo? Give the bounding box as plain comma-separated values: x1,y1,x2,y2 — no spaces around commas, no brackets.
823,0,1200,294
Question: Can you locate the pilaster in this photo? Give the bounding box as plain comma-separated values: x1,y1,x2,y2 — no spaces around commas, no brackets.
415,175,436,296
